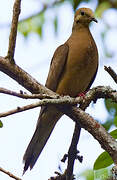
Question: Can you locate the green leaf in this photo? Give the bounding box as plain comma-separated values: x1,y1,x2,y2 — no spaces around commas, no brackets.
79,169,94,180
93,130,117,171
18,11,45,38
94,167,111,180
18,21,30,37
105,99,117,116
0,120,3,128
93,151,113,170
110,129,117,139
36,26,42,38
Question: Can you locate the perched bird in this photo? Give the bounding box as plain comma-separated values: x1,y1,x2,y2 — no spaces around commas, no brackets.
23,7,98,173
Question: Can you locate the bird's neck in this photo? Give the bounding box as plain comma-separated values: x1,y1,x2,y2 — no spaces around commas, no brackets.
72,22,89,32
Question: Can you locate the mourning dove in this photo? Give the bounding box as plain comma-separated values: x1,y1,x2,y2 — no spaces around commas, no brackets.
23,7,98,173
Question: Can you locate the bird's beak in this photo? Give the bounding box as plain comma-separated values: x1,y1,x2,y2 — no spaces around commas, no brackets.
92,17,98,23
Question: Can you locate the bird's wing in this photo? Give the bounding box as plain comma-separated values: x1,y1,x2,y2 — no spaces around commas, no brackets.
85,65,98,91
38,43,69,118
45,43,69,91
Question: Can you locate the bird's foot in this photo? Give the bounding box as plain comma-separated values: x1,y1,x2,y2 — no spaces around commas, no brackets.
78,91,87,98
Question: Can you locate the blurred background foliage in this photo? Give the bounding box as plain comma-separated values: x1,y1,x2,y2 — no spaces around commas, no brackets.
18,0,117,38
9,0,117,179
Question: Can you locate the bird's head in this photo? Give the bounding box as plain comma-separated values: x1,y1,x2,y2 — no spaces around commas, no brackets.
74,8,97,26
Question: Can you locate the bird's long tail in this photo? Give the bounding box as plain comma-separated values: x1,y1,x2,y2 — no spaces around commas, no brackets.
23,106,62,174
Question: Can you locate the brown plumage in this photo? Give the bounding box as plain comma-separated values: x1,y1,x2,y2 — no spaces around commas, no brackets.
23,7,98,173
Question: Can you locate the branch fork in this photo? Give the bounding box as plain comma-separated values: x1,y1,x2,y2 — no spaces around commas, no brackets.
0,0,117,179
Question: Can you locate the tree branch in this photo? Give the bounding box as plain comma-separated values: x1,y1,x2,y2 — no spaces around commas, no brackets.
66,124,81,180
0,96,80,118
0,167,22,180
0,87,59,99
0,86,117,105
0,56,117,175
6,0,21,63
60,105,117,165
1,0,117,178
0,86,116,118
0,56,54,95
104,66,117,84
65,102,86,180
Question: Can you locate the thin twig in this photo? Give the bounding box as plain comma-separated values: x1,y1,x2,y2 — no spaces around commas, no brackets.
104,66,117,84
0,86,117,102
0,97,80,118
0,86,117,118
0,87,59,99
0,167,22,180
6,0,21,63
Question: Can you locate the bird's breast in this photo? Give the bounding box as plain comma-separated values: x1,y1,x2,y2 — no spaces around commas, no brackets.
56,30,98,97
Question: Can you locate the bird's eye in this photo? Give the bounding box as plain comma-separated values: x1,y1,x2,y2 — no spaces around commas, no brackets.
81,11,85,16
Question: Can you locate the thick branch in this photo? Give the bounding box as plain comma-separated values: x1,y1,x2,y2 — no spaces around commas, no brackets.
61,106,117,165
0,167,22,180
6,0,21,62
0,56,54,95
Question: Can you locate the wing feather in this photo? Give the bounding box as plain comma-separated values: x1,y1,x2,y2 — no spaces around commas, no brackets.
45,43,69,91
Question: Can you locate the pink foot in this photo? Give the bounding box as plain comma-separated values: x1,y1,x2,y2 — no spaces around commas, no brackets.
78,91,87,98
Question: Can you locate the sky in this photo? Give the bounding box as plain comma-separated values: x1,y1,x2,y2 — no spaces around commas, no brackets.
0,0,117,180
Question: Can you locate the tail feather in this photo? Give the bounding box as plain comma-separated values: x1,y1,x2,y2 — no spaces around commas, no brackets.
23,106,62,174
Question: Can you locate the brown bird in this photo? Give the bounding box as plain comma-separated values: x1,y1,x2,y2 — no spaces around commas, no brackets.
23,7,98,173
